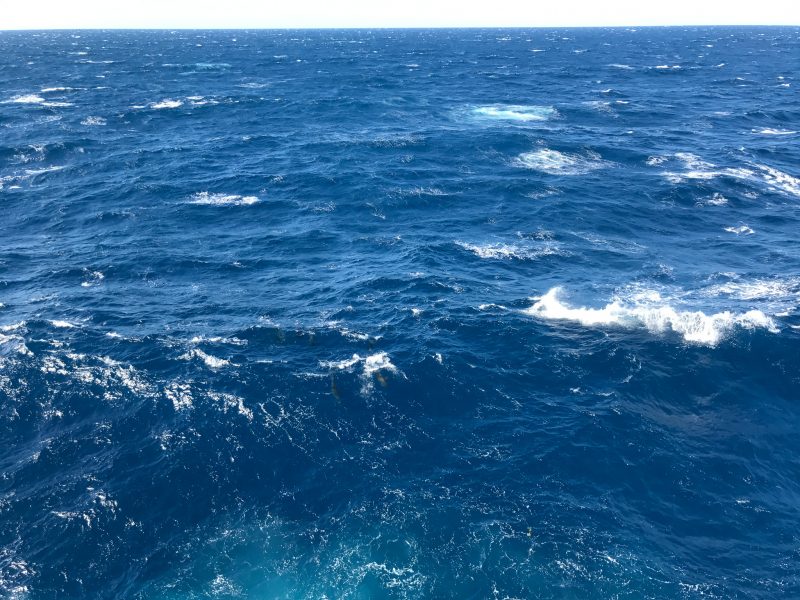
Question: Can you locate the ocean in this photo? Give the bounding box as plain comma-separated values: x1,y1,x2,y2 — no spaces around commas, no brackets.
1,27,799,599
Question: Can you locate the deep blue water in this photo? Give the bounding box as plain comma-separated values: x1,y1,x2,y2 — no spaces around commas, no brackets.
1,27,799,599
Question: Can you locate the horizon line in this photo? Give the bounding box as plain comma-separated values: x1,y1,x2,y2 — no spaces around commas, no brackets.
2,24,800,32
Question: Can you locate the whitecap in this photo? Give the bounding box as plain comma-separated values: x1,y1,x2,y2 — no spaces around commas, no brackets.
320,354,363,371
189,192,260,206
3,94,45,104
81,271,105,287
0,332,32,357
323,321,374,342
513,148,606,175
524,287,777,346
697,193,728,206
81,116,107,126
584,100,613,113
456,241,561,260
724,225,754,235
363,352,398,378
704,277,800,302
186,95,219,106
165,382,193,411
189,335,247,346
208,391,253,421
478,303,508,311
608,63,634,70
25,166,65,177
50,320,77,328
659,153,755,184
753,128,796,136
757,164,800,198
320,352,400,393
471,104,557,122
397,186,449,197
179,348,231,369
150,99,183,109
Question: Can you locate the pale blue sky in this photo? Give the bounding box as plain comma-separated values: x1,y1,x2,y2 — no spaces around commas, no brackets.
3,0,799,29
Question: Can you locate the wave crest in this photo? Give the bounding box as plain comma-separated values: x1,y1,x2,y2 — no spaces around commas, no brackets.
524,287,778,346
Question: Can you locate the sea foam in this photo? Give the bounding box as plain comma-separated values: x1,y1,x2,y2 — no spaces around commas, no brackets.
704,277,800,303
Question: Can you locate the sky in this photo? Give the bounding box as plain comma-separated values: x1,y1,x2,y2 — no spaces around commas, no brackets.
2,0,800,29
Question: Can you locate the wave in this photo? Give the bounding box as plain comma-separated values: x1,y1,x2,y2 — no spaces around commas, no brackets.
513,149,607,175
81,116,107,126
524,287,778,346
189,192,260,206
470,104,557,122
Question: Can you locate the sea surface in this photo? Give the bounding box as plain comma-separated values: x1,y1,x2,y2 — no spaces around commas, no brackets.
1,27,799,599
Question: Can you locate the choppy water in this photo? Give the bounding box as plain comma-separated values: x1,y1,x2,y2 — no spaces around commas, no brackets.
1,27,800,599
